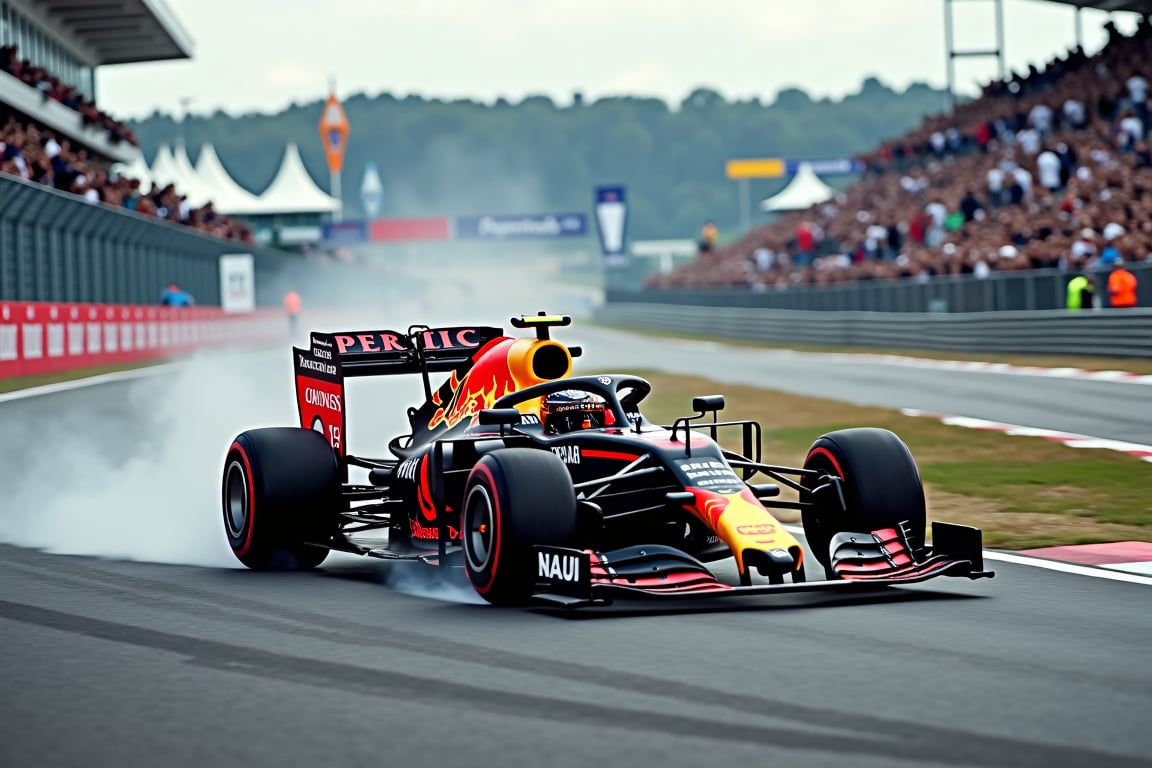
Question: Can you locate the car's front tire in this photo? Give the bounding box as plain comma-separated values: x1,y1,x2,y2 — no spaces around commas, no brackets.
222,427,341,570
462,448,578,605
800,428,926,576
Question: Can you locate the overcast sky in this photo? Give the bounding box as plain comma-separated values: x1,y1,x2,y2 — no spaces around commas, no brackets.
96,0,1139,119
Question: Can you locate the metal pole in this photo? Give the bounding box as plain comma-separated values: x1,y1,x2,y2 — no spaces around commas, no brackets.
995,0,1006,79
738,178,750,233
331,171,343,222
1075,5,1083,49
944,0,956,111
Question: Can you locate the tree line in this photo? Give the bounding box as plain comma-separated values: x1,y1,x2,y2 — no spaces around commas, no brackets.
130,78,949,242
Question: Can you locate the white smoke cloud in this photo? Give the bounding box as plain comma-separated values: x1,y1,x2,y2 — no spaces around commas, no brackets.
0,272,601,600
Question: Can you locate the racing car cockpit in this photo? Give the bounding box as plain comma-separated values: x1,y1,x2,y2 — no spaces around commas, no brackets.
540,389,613,433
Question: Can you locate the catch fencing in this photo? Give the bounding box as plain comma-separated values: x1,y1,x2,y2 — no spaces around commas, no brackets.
609,262,1152,313
596,303,1152,358
0,174,400,308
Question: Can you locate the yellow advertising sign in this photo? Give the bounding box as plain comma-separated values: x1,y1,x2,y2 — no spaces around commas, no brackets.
725,158,785,179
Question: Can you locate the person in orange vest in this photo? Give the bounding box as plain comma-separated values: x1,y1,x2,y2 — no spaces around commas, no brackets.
1106,265,1138,308
699,221,718,255
283,290,302,335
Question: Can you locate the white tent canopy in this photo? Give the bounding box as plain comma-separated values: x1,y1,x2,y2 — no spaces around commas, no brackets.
146,142,211,207
759,162,837,213
193,143,263,215
244,142,341,215
171,141,212,207
147,143,180,190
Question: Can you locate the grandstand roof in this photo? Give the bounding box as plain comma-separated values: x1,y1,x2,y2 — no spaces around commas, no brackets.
31,0,193,65
1041,0,1152,12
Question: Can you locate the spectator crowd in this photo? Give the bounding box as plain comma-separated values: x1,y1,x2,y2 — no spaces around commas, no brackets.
0,44,254,244
651,18,1152,292
1,44,136,146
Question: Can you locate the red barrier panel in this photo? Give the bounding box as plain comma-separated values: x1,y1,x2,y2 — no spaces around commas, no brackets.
0,301,288,379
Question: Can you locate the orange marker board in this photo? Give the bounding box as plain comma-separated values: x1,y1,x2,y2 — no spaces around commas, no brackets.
319,94,350,173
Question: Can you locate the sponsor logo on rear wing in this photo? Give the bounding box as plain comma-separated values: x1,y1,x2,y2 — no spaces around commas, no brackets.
310,326,504,376
294,340,347,475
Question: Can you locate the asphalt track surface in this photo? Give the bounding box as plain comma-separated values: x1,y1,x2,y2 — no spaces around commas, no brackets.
2,334,1151,768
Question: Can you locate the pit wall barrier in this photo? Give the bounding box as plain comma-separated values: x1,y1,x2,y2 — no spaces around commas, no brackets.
0,301,288,379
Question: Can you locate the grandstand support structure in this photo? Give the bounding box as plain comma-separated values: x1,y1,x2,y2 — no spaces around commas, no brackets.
943,0,1006,111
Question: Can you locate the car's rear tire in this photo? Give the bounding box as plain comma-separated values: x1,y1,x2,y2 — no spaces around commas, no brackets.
800,428,926,575
462,448,578,605
222,427,342,570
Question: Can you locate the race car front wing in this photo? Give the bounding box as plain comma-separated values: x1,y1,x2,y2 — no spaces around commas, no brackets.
531,521,994,608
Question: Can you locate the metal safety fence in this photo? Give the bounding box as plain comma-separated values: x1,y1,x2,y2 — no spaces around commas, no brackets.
596,303,1152,358
607,262,1152,314
0,174,402,308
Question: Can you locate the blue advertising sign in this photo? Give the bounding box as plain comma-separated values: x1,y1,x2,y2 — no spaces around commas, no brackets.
784,157,865,176
454,212,587,239
594,185,628,267
321,221,368,244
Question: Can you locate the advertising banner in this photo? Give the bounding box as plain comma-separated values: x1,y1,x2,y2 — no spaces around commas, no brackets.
594,186,628,268
454,213,587,240
784,157,864,176
322,221,369,244
0,301,285,380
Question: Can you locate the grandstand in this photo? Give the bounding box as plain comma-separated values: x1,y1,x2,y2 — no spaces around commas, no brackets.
0,0,268,245
647,2,1152,308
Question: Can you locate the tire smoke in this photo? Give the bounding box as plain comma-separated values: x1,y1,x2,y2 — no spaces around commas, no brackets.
0,261,602,590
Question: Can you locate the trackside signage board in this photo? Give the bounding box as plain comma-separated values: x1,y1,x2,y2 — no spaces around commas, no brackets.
594,185,628,268
0,301,284,379
219,254,255,313
454,213,588,240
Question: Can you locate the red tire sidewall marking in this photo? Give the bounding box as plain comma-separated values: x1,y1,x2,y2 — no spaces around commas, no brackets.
467,462,502,595
231,441,257,558
806,446,844,479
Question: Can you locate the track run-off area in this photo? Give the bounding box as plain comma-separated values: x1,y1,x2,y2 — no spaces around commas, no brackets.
1,324,1150,768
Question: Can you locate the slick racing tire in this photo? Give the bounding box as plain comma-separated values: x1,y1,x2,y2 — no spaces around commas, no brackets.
800,428,926,575
462,448,578,605
222,427,341,571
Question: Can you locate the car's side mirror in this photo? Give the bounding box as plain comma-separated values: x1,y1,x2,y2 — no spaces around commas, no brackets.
749,483,781,498
692,395,725,413
479,408,522,426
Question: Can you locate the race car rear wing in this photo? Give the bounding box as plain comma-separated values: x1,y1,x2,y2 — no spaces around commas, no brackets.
313,325,505,378
293,325,505,469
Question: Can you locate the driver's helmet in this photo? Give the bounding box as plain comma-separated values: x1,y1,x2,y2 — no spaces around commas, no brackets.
541,389,608,434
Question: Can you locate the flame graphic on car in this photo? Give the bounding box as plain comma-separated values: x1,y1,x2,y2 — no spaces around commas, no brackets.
427,370,517,430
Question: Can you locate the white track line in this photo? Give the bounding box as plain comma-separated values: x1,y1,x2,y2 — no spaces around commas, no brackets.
982,552,1152,586
902,409,1152,463
825,352,1152,385
0,364,182,404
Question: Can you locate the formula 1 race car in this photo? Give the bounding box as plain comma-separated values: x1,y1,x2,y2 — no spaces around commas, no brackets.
220,313,993,607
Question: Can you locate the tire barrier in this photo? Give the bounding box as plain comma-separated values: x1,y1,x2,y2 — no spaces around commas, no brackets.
0,300,288,379
595,303,1152,358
